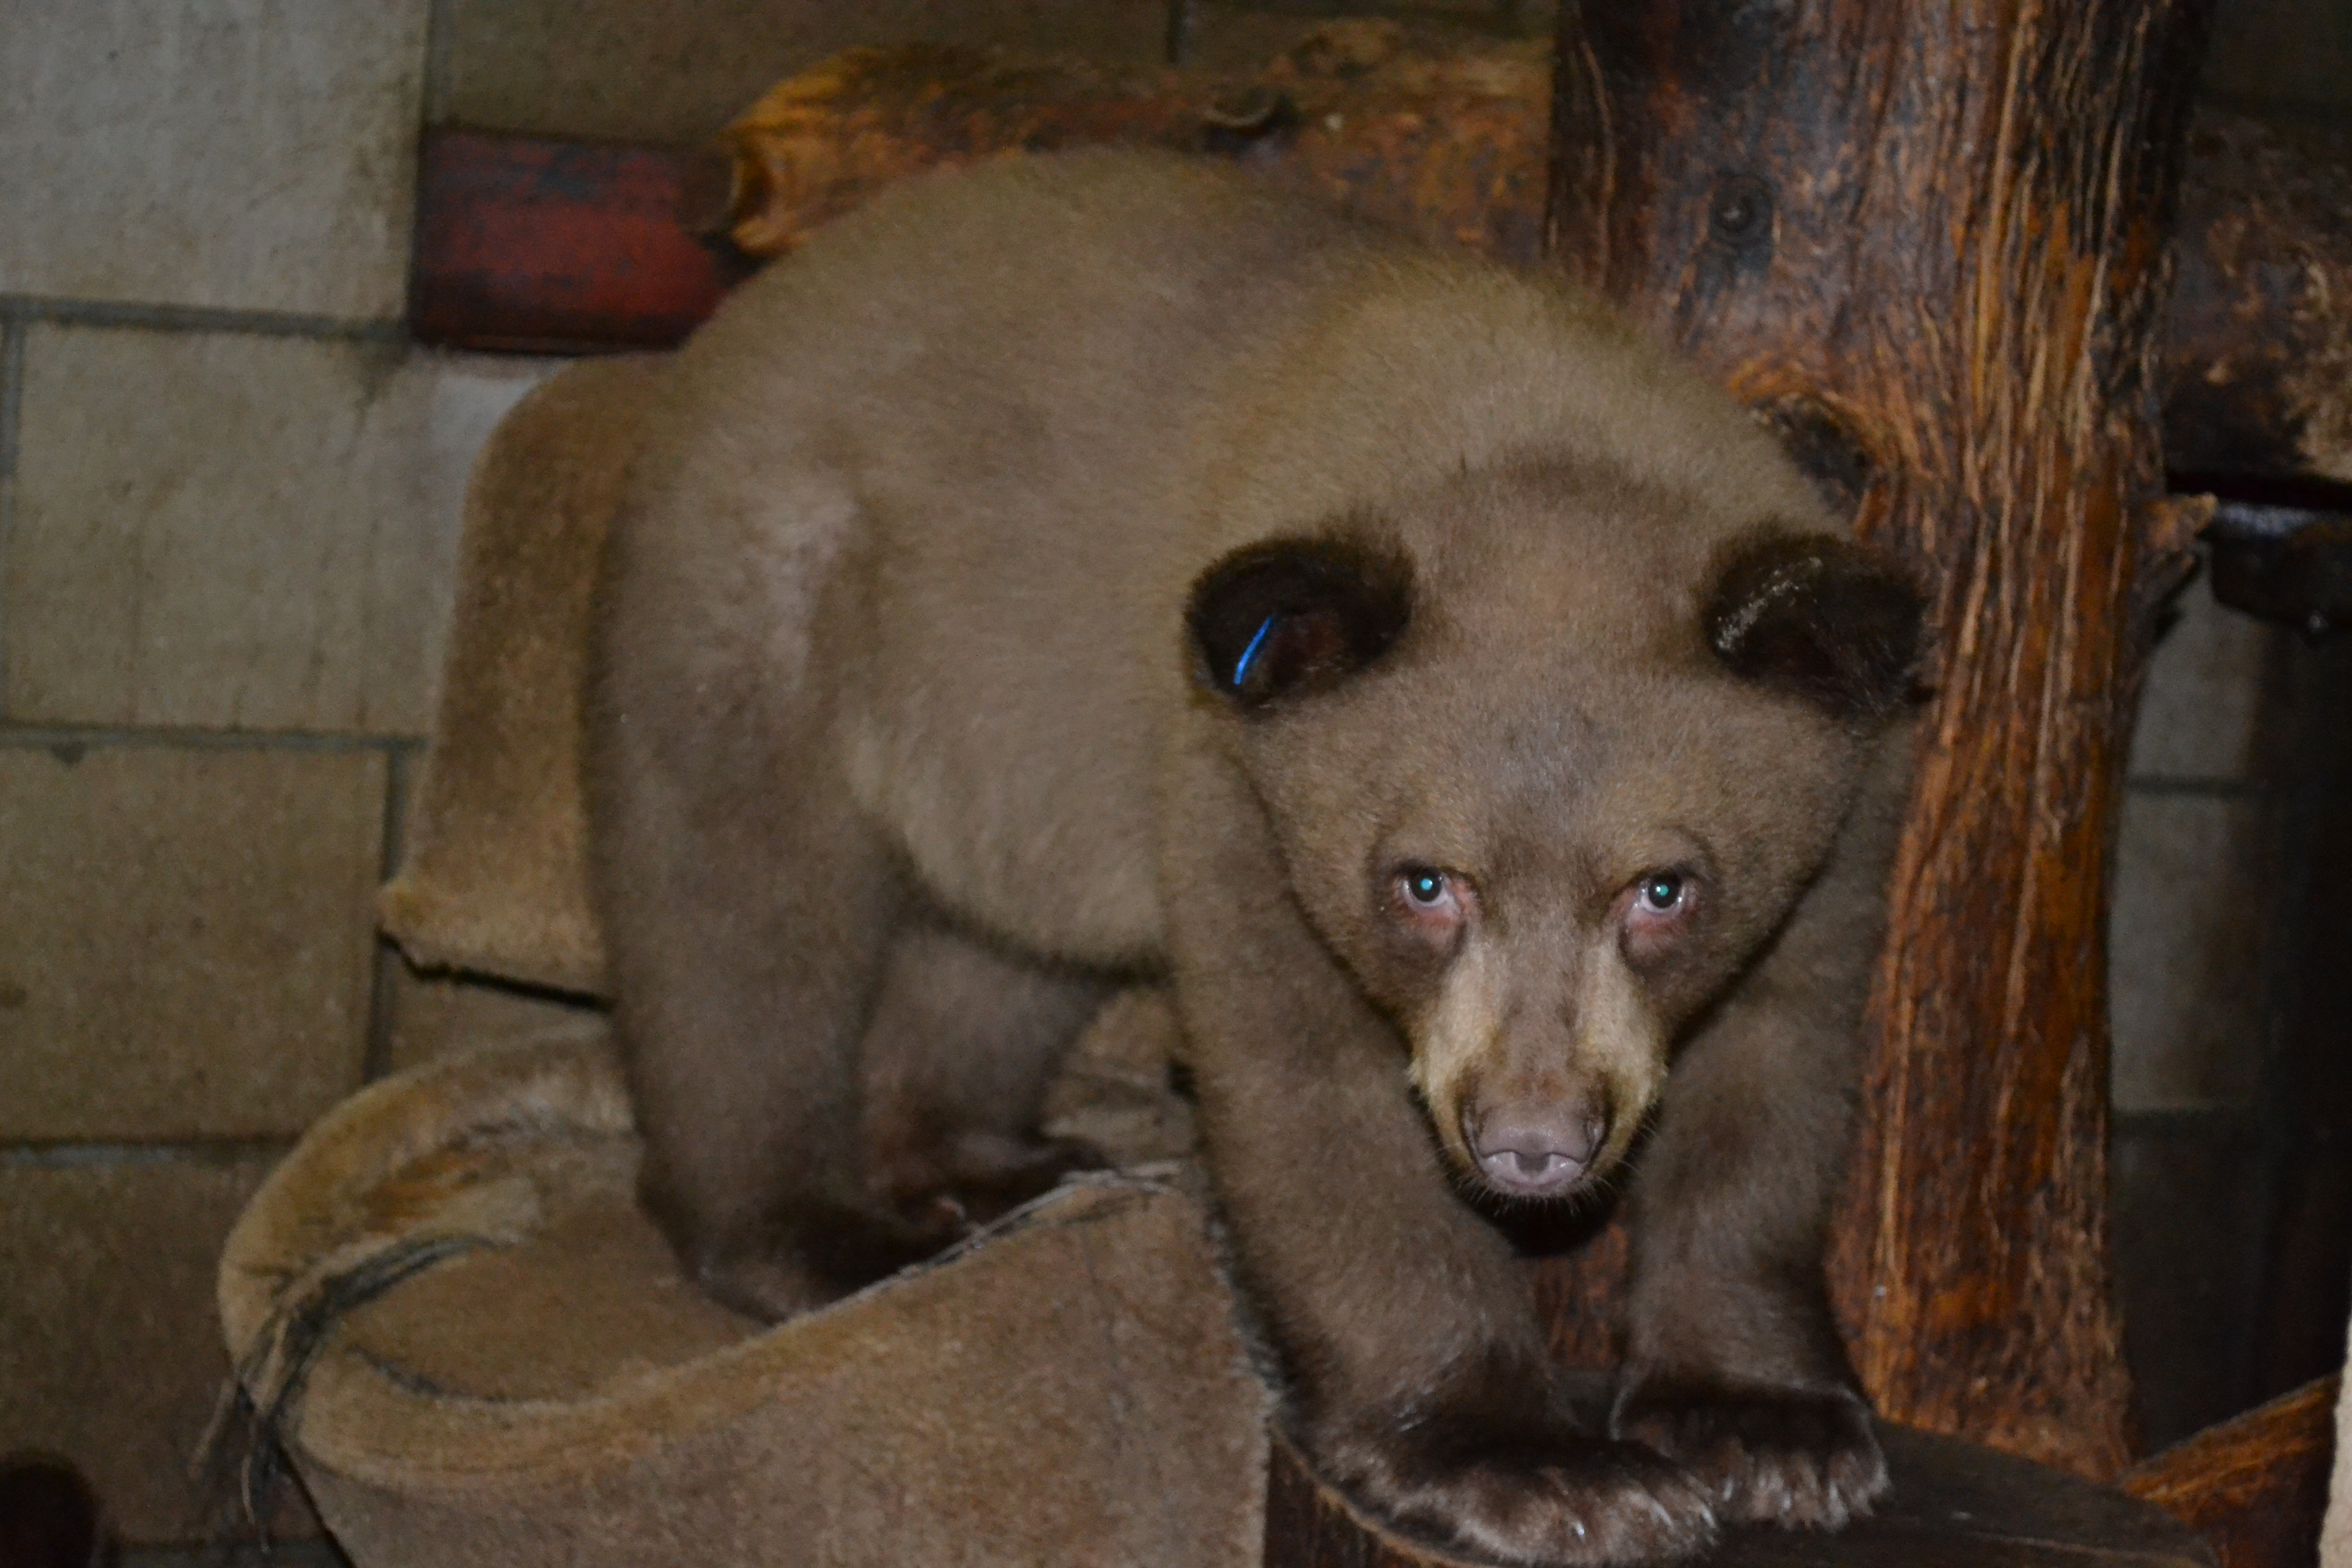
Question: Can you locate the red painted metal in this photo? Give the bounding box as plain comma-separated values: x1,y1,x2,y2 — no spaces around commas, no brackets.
409,128,745,354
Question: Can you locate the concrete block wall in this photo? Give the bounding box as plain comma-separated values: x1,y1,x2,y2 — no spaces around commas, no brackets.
0,0,564,1542
0,0,2315,1547
2111,590,2295,1449
4,6,424,1552
2107,0,2352,1454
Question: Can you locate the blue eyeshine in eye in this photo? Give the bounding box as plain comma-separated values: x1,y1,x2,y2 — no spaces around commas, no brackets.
1232,615,1277,688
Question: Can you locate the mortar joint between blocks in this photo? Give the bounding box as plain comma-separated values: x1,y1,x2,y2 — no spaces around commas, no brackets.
0,312,23,723
0,292,404,345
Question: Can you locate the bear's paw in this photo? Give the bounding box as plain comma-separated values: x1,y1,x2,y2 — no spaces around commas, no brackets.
1612,1380,1890,1530
1333,1425,1721,1566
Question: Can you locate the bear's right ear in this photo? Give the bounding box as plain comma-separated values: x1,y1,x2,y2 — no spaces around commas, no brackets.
1186,535,1414,713
1705,531,1926,723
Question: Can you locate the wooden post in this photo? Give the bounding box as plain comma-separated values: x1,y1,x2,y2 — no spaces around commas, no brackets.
1546,1,2215,1478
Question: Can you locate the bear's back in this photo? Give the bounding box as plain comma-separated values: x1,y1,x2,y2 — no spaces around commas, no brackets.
609,150,1830,969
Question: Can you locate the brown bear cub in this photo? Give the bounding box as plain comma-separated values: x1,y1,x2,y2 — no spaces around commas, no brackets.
589,149,1923,1565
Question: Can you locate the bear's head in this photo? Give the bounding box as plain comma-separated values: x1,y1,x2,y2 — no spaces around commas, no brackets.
1185,460,1923,1204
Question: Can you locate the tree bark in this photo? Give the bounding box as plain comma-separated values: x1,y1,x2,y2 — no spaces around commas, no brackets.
1545,1,2215,1480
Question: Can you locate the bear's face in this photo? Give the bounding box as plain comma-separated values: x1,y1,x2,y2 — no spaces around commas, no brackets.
1186,464,1921,1202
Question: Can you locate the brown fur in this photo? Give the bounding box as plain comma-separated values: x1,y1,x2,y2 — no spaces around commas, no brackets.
589,149,1921,1565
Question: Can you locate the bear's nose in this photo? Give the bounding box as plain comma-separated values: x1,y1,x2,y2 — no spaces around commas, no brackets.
1464,1104,1607,1196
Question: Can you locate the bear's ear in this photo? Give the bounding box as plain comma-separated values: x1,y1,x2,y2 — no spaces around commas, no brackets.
1705,531,1926,723
1187,535,1414,712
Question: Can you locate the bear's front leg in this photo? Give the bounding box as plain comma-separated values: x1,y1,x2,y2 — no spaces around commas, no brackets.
1610,1098,1887,1535
1163,752,1717,1567
1610,742,1907,1530
1611,1374,1882,1531
1610,1097,1889,1532
1186,972,1720,1567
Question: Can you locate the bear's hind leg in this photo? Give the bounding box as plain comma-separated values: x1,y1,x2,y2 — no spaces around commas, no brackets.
598,670,959,1321
859,920,1116,1235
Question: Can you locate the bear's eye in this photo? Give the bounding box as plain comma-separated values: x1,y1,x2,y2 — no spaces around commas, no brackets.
1388,864,1472,942
1635,872,1685,914
1621,867,1700,961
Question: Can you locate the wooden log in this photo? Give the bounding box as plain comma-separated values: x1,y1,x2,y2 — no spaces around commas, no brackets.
2165,112,2352,482
720,27,1551,264
721,41,2352,496
409,38,2352,512
2121,1374,2339,1568
1545,1,2216,1480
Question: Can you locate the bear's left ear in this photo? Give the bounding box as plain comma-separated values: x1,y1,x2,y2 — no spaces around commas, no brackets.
1705,531,1926,723
1187,535,1414,713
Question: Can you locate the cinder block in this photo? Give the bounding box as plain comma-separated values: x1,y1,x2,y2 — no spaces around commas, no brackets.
0,0,428,318
2109,792,2271,1114
0,1158,298,1544
2128,586,2283,785
383,961,605,1075
6,327,553,736
0,744,384,1141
